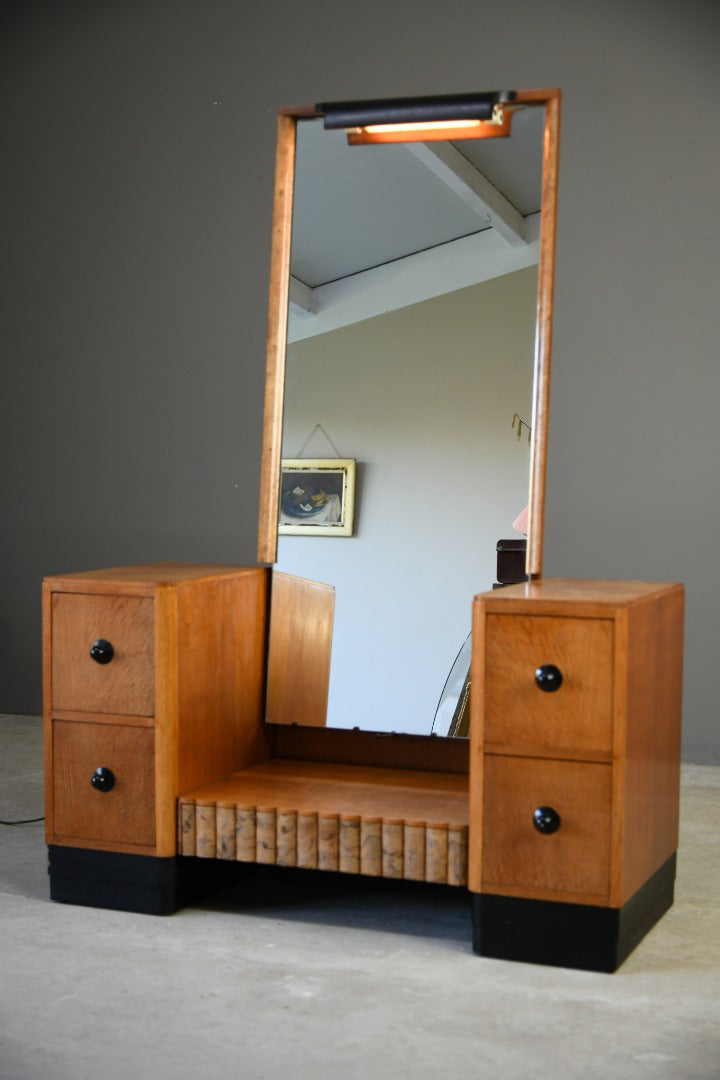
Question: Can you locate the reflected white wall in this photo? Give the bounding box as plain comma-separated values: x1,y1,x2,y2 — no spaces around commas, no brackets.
277,267,537,733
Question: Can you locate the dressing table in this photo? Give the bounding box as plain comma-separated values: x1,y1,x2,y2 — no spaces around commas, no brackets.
43,89,684,971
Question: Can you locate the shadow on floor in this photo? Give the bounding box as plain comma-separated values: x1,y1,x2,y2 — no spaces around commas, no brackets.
197,862,473,943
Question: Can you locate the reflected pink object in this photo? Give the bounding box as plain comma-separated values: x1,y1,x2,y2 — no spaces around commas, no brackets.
513,505,528,534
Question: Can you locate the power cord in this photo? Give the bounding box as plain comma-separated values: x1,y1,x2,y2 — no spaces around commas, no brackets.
0,816,45,825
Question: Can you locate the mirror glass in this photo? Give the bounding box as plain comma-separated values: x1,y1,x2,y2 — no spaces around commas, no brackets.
264,98,555,737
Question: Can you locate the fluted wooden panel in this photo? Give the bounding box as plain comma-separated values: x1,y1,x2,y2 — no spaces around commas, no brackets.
216,805,236,860
179,759,469,886
360,819,382,876
179,798,468,886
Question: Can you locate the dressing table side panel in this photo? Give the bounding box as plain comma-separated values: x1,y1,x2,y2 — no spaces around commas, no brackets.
617,586,684,903
467,598,489,894
172,570,272,807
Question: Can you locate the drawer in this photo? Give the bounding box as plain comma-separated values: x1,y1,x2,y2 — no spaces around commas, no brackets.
51,593,154,716
52,720,156,848
484,615,614,757
481,755,612,901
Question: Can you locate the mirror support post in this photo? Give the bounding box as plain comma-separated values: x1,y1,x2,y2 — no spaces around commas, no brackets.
257,114,297,565
525,90,561,577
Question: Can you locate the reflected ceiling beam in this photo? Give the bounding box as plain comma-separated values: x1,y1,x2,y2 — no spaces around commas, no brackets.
404,142,527,248
289,275,315,318
288,213,539,344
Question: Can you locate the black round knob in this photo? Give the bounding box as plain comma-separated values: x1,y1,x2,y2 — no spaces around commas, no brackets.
533,806,561,834
90,767,116,793
90,639,114,665
535,663,562,692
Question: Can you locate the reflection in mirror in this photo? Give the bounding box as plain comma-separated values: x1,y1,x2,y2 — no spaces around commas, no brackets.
259,92,560,738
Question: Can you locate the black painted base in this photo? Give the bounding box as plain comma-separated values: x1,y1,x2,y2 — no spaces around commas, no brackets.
48,846,242,916
471,854,676,973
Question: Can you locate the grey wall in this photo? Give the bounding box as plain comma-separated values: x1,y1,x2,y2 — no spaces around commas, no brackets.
3,0,719,761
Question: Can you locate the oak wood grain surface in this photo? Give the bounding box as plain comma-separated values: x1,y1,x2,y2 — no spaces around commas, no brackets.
266,571,335,727
51,593,155,717
52,720,156,850
469,578,684,907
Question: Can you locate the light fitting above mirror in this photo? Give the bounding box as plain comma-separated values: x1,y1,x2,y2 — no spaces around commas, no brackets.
318,91,516,143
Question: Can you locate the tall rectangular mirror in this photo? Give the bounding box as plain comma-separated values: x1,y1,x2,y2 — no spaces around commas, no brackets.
258,90,560,737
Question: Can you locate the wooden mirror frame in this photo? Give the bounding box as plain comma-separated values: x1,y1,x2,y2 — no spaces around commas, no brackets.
257,89,561,575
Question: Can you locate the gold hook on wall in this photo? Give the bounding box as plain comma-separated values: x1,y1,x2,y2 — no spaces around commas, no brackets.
512,413,532,445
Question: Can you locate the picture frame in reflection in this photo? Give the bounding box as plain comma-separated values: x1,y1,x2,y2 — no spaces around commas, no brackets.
278,458,356,537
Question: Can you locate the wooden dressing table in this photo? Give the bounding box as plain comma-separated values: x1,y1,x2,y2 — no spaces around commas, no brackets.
43,563,683,972
43,89,684,970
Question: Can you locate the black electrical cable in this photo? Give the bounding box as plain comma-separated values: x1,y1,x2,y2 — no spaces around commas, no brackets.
0,816,44,825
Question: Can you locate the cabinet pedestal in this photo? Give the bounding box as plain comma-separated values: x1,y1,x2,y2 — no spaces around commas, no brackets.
468,579,684,971
471,854,676,973
48,845,243,915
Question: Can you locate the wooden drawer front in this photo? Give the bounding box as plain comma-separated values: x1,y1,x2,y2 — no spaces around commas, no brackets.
51,593,154,716
484,615,614,757
52,720,156,848
481,755,612,901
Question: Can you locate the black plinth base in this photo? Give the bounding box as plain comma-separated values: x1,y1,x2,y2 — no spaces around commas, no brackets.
471,854,676,973
48,846,242,915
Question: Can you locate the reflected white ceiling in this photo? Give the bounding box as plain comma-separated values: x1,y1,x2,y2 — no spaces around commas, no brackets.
287,105,545,341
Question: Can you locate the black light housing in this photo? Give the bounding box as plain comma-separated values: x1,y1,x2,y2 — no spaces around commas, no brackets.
318,91,517,130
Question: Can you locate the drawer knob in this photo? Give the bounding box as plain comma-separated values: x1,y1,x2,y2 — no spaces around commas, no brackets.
535,663,562,692
533,806,561,834
90,766,116,793
90,639,114,665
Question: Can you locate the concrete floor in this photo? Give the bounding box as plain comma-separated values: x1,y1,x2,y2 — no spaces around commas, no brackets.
1,714,719,1080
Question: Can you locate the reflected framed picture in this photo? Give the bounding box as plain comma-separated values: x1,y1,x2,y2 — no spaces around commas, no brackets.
278,458,356,537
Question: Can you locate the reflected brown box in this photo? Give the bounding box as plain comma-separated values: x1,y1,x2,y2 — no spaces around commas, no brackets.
496,539,527,584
